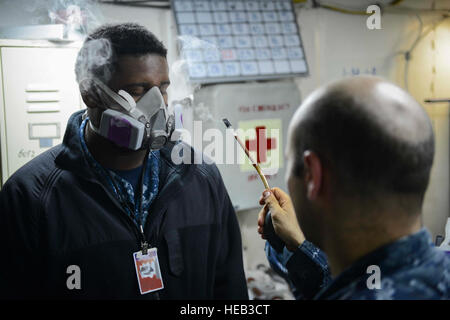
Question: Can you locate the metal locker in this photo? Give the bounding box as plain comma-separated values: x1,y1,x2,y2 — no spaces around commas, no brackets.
0,40,83,186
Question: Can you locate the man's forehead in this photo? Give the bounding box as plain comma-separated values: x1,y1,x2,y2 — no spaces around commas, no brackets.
111,54,169,87
116,54,168,74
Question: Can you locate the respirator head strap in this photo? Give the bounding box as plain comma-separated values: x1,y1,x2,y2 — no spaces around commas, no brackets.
91,77,135,113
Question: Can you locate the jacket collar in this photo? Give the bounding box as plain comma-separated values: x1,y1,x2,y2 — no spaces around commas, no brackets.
316,228,433,299
55,110,195,189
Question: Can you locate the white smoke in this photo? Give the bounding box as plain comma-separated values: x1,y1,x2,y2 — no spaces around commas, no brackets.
77,37,113,91
168,35,220,116
169,59,197,104
47,0,104,37
0,0,104,37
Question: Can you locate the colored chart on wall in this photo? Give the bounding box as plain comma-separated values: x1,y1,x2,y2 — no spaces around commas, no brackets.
171,0,309,84
238,118,282,174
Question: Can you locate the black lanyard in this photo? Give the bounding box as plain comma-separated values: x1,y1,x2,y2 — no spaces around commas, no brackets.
137,148,151,254
107,148,151,254
106,149,162,299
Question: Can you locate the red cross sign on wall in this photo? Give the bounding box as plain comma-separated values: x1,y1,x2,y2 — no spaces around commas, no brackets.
245,126,277,164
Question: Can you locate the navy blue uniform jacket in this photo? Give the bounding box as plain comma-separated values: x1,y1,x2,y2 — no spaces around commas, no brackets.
0,111,248,300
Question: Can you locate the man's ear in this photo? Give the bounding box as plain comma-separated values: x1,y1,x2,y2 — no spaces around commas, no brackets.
78,80,106,128
302,150,323,201
80,91,98,108
79,79,105,109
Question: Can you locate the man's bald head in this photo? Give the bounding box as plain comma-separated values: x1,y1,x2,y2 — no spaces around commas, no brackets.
288,76,434,207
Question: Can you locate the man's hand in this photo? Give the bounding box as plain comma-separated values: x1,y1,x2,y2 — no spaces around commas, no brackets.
257,187,306,252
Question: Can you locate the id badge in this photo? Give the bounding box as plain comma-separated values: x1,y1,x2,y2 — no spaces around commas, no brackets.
133,247,164,295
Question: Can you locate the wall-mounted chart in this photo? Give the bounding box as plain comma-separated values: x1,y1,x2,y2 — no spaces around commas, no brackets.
171,0,309,84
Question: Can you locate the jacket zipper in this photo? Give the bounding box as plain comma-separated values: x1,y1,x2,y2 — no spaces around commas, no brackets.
84,152,188,250
97,182,147,249
95,170,175,251
97,181,165,300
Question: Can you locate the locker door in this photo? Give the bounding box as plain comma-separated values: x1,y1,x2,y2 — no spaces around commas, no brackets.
1,46,82,181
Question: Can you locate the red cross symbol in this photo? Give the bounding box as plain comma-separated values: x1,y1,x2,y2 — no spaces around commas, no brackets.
245,126,277,164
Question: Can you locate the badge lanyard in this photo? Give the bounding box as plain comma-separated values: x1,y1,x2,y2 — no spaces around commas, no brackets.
107,148,164,295
107,148,150,252
137,148,150,254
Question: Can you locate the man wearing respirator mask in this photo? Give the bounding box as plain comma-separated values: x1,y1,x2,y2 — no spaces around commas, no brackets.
0,23,248,300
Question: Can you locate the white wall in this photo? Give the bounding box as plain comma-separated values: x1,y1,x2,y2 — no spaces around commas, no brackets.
409,18,450,243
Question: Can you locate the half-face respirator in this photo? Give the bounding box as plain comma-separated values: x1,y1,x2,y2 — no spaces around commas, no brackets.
88,78,176,150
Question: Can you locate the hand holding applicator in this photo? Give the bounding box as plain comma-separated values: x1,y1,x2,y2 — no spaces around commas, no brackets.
223,119,285,253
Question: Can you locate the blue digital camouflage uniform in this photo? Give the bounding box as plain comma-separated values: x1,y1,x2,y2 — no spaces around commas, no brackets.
266,228,450,300
79,118,160,227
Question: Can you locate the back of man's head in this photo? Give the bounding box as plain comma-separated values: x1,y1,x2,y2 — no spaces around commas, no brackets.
290,76,434,215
